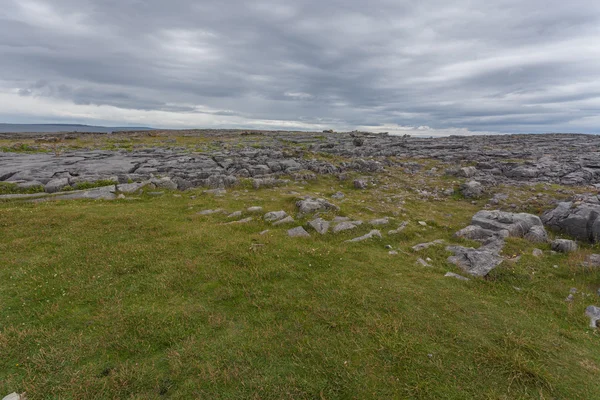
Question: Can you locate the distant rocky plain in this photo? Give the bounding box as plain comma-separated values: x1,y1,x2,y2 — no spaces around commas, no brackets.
2,130,600,193
2,129,600,327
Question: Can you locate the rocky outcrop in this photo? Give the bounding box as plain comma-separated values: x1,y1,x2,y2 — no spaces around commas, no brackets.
542,194,600,243
448,210,548,277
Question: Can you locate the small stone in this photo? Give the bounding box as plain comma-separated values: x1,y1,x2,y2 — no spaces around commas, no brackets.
288,226,310,238
227,211,243,219
417,258,430,267
331,191,345,199
532,248,544,257
204,188,226,196
2,393,24,400
570,287,578,294
227,217,253,224
333,216,351,222
444,272,470,281
197,209,224,215
385,245,393,249
565,294,575,302
582,254,600,267
389,250,398,255
418,221,427,226
247,206,263,213
389,221,408,235
353,179,368,189
370,217,389,226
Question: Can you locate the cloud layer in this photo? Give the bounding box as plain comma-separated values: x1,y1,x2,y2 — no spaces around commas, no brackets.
1,0,600,135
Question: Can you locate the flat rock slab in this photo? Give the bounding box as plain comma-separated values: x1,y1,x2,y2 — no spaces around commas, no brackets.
296,197,339,216
446,245,504,277
445,272,470,281
273,216,295,226
264,211,288,222
288,226,310,237
198,209,225,215
345,230,382,243
308,218,330,234
333,221,360,233
412,239,445,251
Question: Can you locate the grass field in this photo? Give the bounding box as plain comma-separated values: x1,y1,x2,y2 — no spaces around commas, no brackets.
1,171,600,399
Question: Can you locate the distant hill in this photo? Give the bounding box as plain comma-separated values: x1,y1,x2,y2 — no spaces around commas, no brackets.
0,123,154,134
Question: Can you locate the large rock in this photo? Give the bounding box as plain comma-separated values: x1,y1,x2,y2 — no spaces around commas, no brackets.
460,180,483,198
551,239,578,253
585,305,600,328
524,225,549,243
288,226,310,238
454,225,506,242
296,198,339,216
44,178,70,193
542,198,600,242
151,177,178,190
471,210,544,238
117,181,149,193
446,244,504,277
308,218,330,234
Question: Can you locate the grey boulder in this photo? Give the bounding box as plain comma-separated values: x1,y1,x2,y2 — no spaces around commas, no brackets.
551,239,578,253
308,218,330,234
296,197,339,216
460,180,483,198
264,211,288,222
446,244,504,277
45,178,70,193
288,226,310,238
585,305,600,328
471,210,544,238
542,199,600,243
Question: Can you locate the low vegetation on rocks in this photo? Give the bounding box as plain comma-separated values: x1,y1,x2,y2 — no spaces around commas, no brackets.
1,130,600,399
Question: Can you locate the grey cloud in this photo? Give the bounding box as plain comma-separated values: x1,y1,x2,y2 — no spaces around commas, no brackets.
1,0,600,133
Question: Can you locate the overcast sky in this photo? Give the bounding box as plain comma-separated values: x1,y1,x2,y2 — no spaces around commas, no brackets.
1,0,600,135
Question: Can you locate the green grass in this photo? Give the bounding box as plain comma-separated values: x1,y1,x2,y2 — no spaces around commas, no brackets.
1,172,600,399
72,180,119,191
0,182,45,195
